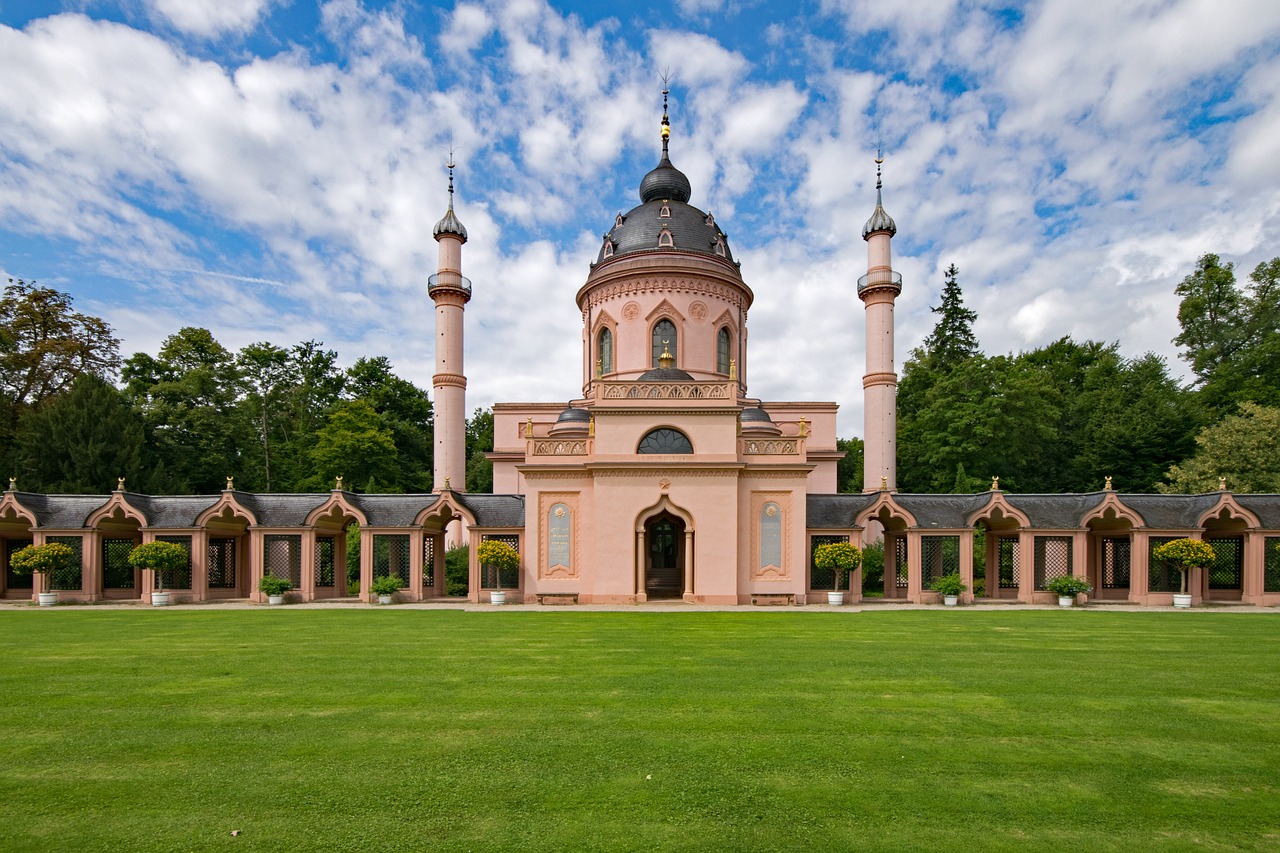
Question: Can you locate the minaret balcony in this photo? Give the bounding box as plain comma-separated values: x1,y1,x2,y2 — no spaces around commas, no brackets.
856,269,902,294
428,273,472,295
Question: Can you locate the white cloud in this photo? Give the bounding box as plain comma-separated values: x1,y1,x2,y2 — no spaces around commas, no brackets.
146,0,277,37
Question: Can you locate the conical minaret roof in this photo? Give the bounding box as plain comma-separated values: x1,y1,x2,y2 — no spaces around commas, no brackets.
433,160,468,242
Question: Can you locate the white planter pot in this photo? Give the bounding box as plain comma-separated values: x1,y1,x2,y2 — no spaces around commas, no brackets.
377,594,393,605
1058,595,1074,608
1173,593,1192,609
151,591,170,607
267,594,285,606
490,590,507,605
943,594,959,607
38,591,58,607
827,591,845,606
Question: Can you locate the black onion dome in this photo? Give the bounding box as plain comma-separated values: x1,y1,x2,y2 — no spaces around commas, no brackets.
740,407,774,425
638,156,692,204
638,366,695,381
596,198,735,266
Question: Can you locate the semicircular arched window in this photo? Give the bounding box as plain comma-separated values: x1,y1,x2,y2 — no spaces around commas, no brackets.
638,428,693,455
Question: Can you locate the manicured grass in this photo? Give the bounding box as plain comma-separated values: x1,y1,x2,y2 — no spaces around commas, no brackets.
1,610,1278,852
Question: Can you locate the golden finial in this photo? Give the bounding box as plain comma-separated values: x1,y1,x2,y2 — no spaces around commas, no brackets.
729,357,736,381
798,416,808,438
659,341,674,369
660,74,671,145
335,475,343,490
117,477,125,491
1219,476,1227,491
444,477,452,491
596,357,603,379
8,476,15,491
1105,475,1113,491
225,476,234,490
588,415,595,438
991,476,1000,491
525,417,534,438
880,475,888,491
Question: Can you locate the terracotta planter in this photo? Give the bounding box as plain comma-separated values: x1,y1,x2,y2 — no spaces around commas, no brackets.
827,591,845,606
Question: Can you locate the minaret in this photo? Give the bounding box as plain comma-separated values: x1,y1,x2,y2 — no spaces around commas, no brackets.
859,154,901,492
430,159,470,492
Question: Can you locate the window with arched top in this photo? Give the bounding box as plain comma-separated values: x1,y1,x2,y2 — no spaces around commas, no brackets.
638,428,693,454
652,319,677,366
658,228,674,248
717,327,731,374
659,205,671,218
597,327,613,375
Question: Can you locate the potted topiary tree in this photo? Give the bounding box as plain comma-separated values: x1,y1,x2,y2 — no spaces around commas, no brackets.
8,542,76,607
370,573,403,605
1045,574,1092,608
127,540,189,607
1152,538,1215,608
257,573,293,605
813,541,863,606
477,539,520,605
931,572,967,606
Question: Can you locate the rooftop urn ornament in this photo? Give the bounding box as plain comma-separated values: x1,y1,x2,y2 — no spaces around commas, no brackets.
729,358,737,381
525,417,534,438
659,341,675,369
7,476,14,491
335,475,343,491
117,477,125,492
588,415,596,438
1105,475,1113,491
444,477,452,491
799,416,808,438
991,476,1000,491
881,476,888,492
225,476,234,490
1219,476,1227,491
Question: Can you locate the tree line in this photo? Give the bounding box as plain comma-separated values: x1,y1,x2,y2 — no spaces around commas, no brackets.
3,253,1278,496
894,257,1280,494
0,279,493,495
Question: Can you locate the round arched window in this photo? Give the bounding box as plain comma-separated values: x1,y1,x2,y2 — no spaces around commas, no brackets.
638,428,693,454
652,319,677,366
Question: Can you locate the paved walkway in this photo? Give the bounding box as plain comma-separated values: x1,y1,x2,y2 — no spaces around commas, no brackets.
2,597,1276,613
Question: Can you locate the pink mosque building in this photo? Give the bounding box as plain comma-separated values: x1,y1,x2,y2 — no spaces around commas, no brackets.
2,98,1280,608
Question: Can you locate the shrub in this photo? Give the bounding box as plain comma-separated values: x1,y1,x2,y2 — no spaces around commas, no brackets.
1152,538,1215,594
8,543,76,577
445,545,469,596
477,540,520,589
127,541,189,591
812,542,863,592
1045,575,1092,597
371,574,404,597
258,574,293,596
860,541,885,594
931,572,967,597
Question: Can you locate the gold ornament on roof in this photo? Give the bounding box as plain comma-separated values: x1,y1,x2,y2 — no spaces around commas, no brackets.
1219,476,1227,491
588,415,596,438
525,417,534,438
729,358,736,381
117,477,125,491
226,476,234,490
991,476,1000,491
8,476,15,491
1105,475,1113,491
444,477,452,491
659,341,674,369
335,475,344,490
798,416,808,438
880,476,888,491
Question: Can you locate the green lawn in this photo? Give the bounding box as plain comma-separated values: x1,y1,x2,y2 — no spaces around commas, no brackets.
1,610,1278,852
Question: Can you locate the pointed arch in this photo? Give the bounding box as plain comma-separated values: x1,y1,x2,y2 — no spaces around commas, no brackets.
1196,494,1260,530
854,492,917,531
85,493,148,529
0,493,38,528
305,492,369,528
414,492,477,532
966,493,1031,530
636,494,694,532
1079,493,1144,529
195,493,259,528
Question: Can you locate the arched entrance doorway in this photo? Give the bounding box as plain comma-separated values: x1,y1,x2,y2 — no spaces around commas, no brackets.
645,512,685,599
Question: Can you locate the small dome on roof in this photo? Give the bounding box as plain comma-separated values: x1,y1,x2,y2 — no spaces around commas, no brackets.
555,407,590,425
638,366,695,381
740,407,773,424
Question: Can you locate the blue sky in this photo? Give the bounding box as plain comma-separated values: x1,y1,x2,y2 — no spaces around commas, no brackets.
2,0,1279,438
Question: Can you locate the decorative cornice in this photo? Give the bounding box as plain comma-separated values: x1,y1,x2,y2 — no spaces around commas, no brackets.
862,372,898,389
433,373,467,389
599,381,733,401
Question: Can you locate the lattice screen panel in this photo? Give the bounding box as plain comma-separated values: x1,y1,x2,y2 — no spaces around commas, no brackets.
1101,537,1131,589
1147,536,1180,592
998,538,1019,589
264,535,302,587
156,535,193,589
921,536,960,586
423,537,435,588
315,537,336,588
1033,536,1072,590
373,534,411,586
5,538,34,590
47,536,83,591
809,535,847,590
482,534,521,589
894,537,908,590
207,538,237,588
1206,537,1243,590
1265,537,1280,593
102,538,136,589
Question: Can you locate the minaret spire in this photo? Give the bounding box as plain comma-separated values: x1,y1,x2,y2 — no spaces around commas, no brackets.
661,80,671,161
430,152,472,508
859,150,902,493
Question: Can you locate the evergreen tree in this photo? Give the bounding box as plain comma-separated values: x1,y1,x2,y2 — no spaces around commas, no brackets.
465,408,494,493
920,263,979,370
345,356,432,492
